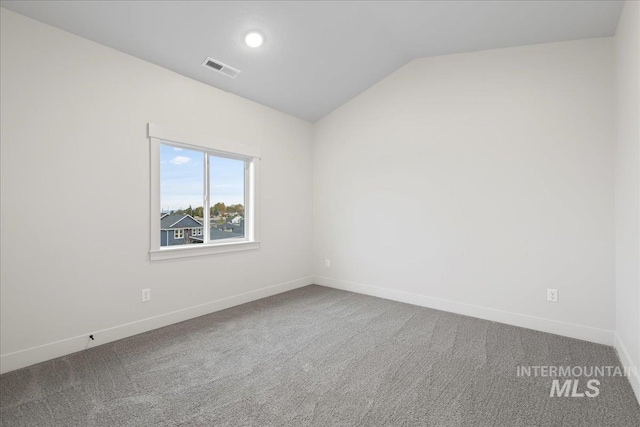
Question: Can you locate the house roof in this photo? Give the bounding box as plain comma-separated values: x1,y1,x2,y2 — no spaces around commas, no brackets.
160,214,203,230
190,228,244,241
219,222,243,231
209,228,243,240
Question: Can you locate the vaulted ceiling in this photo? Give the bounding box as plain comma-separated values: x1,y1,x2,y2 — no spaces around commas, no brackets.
0,1,625,122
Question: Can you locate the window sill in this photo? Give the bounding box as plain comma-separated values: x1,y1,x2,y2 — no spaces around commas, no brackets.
149,241,260,261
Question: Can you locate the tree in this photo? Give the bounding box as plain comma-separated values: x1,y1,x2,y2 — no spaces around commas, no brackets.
227,204,245,216
212,202,227,217
193,206,204,218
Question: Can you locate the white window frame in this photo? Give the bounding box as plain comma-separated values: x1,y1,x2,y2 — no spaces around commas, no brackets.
149,123,260,261
174,229,184,239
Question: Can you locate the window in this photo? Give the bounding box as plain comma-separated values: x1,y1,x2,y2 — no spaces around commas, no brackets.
149,124,260,260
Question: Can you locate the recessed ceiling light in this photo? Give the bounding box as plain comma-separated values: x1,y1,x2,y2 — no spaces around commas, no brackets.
245,32,264,48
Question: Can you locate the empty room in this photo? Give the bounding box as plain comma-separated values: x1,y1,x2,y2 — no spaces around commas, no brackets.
1,1,639,426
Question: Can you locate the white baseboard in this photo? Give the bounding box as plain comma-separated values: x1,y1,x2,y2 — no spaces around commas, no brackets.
315,276,614,346
0,276,314,375
614,333,640,405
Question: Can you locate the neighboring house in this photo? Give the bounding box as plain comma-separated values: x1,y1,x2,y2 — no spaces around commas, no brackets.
161,213,243,246
218,219,244,236
160,214,204,246
231,215,243,224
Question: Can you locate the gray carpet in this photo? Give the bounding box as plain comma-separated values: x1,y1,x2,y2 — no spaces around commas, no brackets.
1,285,639,426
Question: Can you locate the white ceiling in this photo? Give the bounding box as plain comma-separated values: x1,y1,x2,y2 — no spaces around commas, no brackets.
0,1,625,122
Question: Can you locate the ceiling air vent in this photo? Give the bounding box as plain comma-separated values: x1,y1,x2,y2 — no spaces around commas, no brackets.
202,57,240,79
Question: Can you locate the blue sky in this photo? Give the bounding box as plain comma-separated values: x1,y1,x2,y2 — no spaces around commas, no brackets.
160,144,244,211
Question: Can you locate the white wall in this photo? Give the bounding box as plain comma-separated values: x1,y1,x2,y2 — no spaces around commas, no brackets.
614,0,640,400
313,38,616,344
0,9,313,373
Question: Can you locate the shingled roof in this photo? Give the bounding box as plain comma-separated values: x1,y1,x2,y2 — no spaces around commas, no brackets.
160,214,203,230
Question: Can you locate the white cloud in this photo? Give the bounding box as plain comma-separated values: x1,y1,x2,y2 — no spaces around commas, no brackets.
170,156,191,165
174,147,183,151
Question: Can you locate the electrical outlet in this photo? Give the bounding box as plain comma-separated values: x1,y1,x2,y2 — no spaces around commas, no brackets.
142,288,151,302
325,259,331,268
547,289,558,303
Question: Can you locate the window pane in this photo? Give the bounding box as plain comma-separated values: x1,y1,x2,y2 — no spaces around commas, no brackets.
209,155,245,241
160,144,204,247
